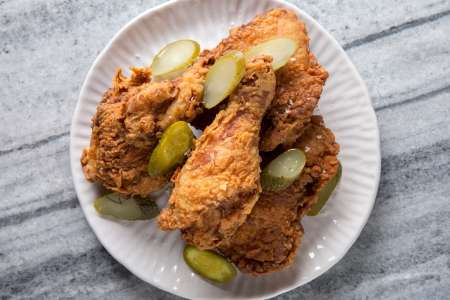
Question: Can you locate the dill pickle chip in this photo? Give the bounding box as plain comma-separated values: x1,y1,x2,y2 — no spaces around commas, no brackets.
245,37,298,70
94,193,159,220
261,149,306,191
203,50,246,109
307,162,342,216
151,39,200,80
183,245,237,283
148,121,194,176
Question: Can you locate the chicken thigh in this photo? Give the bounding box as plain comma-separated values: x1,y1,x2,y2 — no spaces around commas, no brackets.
219,116,340,274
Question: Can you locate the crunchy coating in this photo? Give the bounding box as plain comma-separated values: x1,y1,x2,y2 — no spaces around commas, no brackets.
159,57,276,249
262,53,328,151
219,116,340,275
81,56,209,196
81,8,328,195
207,8,328,151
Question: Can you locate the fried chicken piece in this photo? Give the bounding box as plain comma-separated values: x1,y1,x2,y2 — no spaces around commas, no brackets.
159,57,276,249
81,56,210,196
207,8,328,151
219,116,340,275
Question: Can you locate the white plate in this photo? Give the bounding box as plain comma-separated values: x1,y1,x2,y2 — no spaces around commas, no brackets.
70,0,380,298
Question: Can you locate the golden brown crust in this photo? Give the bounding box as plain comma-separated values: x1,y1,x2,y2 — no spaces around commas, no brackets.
81,8,328,196
159,57,276,249
205,8,328,151
81,56,209,196
219,116,340,275
261,54,328,150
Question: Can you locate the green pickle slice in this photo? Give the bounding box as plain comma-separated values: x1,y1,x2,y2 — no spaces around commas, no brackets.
148,121,194,176
151,39,200,80
307,162,342,216
203,50,246,109
245,37,298,70
183,245,237,283
261,149,306,191
94,193,159,220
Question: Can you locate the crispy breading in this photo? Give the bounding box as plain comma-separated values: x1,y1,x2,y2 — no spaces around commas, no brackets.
207,8,328,151
81,56,209,196
159,57,276,249
219,116,340,275
262,53,328,150
81,8,328,195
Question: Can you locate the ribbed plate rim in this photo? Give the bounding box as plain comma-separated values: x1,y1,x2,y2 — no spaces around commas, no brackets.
70,0,381,298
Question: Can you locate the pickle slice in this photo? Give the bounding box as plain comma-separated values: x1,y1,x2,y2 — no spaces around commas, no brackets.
94,193,159,220
183,245,237,283
151,39,200,80
148,121,194,176
307,162,342,216
203,50,246,109
245,37,298,70
261,149,306,191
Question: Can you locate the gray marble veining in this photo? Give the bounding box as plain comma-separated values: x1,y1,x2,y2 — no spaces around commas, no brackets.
1,0,449,299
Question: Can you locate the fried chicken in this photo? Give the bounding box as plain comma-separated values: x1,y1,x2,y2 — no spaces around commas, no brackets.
219,116,340,275
81,56,210,196
159,56,276,249
208,8,328,151
81,8,327,196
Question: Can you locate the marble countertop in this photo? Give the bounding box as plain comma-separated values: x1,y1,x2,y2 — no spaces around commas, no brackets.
1,0,449,299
